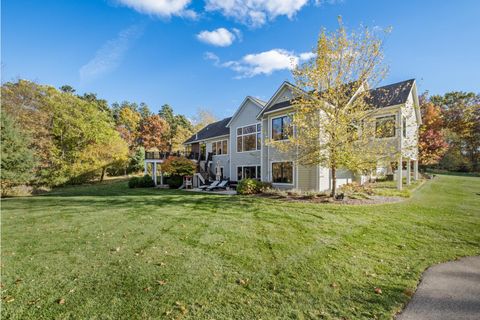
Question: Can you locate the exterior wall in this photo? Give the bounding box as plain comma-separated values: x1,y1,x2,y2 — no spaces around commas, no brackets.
262,108,296,189
228,100,262,181
401,92,419,160
202,135,230,179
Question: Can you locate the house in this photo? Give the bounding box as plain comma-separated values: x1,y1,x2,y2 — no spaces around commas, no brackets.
180,79,421,191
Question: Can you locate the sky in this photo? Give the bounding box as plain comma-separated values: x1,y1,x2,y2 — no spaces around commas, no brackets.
2,0,479,118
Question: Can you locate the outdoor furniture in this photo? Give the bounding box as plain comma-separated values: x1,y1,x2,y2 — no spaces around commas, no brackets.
198,180,219,190
207,180,228,191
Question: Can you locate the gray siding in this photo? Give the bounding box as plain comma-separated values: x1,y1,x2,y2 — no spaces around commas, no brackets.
228,99,263,181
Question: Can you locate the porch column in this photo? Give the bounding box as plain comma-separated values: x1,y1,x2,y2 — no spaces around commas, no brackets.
413,160,419,180
160,166,164,185
397,156,403,190
153,162,157,186
406,158,411,185
144,161,148,175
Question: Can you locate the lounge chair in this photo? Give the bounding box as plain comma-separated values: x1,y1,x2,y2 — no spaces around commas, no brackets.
198,180,219,190
207,180,229,191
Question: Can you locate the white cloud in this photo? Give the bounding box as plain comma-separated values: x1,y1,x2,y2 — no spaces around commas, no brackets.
116,0,196,18
205,48,313,78
299,52,316,60
205,0,309,27
79,25,143,82
196,28,241,47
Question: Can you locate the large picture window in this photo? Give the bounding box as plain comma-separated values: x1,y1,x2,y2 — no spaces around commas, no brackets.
237,123,261,152
375,116,396,138
272,162,293,184
237,165,261,181
272,115,292,141
212,139,228,155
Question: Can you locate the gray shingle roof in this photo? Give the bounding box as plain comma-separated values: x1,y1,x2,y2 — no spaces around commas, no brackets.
261,79,415,114
366,79,415,108
184,117,232,144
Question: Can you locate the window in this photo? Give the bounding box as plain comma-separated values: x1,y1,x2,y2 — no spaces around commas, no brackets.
375,116,396,138
212,139,228,155
272,162,293,184
272,116,292,141
402,116,407,138
237,123,261,152
237,165,261,180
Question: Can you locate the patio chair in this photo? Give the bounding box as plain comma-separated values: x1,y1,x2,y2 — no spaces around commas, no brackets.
198,180,219,190
207,180,229,191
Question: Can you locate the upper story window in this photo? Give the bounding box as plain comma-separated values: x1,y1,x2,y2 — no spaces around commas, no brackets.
237,123,261,152
402,116,407,138
272,115,292,141
212,139,228,155
375,115,396,139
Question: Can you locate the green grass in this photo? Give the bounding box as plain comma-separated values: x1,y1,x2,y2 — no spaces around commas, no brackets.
2,175,479,319
370,179,423,198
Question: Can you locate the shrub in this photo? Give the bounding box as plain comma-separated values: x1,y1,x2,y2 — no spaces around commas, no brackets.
162,157,196,177
237,179,271,195
165,175,183,188
128,175,155,188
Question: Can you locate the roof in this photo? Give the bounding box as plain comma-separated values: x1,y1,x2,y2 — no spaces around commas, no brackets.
248,96,267,107
260,79,415,115
366,79,415,108
184,117,231,144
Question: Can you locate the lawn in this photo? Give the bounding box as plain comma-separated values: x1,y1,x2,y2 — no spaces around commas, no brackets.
2,175,479,319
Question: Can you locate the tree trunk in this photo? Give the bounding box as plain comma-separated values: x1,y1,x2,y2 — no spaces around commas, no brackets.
100,167,106,182
330,166,337,198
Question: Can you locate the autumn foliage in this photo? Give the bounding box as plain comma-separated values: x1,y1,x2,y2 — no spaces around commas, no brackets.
419,102,448,165
140,115,171,151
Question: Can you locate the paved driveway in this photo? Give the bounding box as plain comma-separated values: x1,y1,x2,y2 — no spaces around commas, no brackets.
396,256,480,320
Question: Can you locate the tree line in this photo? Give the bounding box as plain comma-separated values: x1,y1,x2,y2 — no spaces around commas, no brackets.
419,91,480,172
0,80,216,195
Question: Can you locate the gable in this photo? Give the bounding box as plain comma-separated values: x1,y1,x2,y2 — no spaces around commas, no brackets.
226,96,265,127
257,81,297,119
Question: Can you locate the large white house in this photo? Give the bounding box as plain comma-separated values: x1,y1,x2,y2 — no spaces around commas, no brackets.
179,79,421,191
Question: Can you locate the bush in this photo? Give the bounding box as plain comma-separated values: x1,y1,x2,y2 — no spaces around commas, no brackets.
162,157,196,176
237,179,271,195
128,175,155,188
165,175,183,188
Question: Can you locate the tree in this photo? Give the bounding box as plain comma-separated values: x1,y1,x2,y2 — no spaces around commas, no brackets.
1,80,58,186
272,18,391,196
159,104,194,152
60,85,75,94
418,95,448,165
192,108,217,132
1,112,36,196
140,115,170,151
162,156,196,177
74,133,129,182
1,80,129,186
431,92,480,171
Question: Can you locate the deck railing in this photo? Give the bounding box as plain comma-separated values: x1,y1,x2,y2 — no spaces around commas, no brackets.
145,151,204,161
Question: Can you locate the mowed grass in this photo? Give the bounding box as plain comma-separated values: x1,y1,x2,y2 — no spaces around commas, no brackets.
2,175,479,319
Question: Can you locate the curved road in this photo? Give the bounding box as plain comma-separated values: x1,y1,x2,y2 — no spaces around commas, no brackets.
397,256,480,320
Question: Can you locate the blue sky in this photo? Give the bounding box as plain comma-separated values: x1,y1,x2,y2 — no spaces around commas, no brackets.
2,0,479,118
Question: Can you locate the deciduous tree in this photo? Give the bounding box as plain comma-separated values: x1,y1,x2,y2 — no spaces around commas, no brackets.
1,112,36,196
273,18,392,196
140,115,170,151
418,97,448,165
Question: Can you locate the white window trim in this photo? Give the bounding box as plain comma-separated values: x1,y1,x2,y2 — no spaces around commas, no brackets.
270,161,295,186
236,122,261,153
271,114,292,142
212,139,229,156
236,164,261,180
